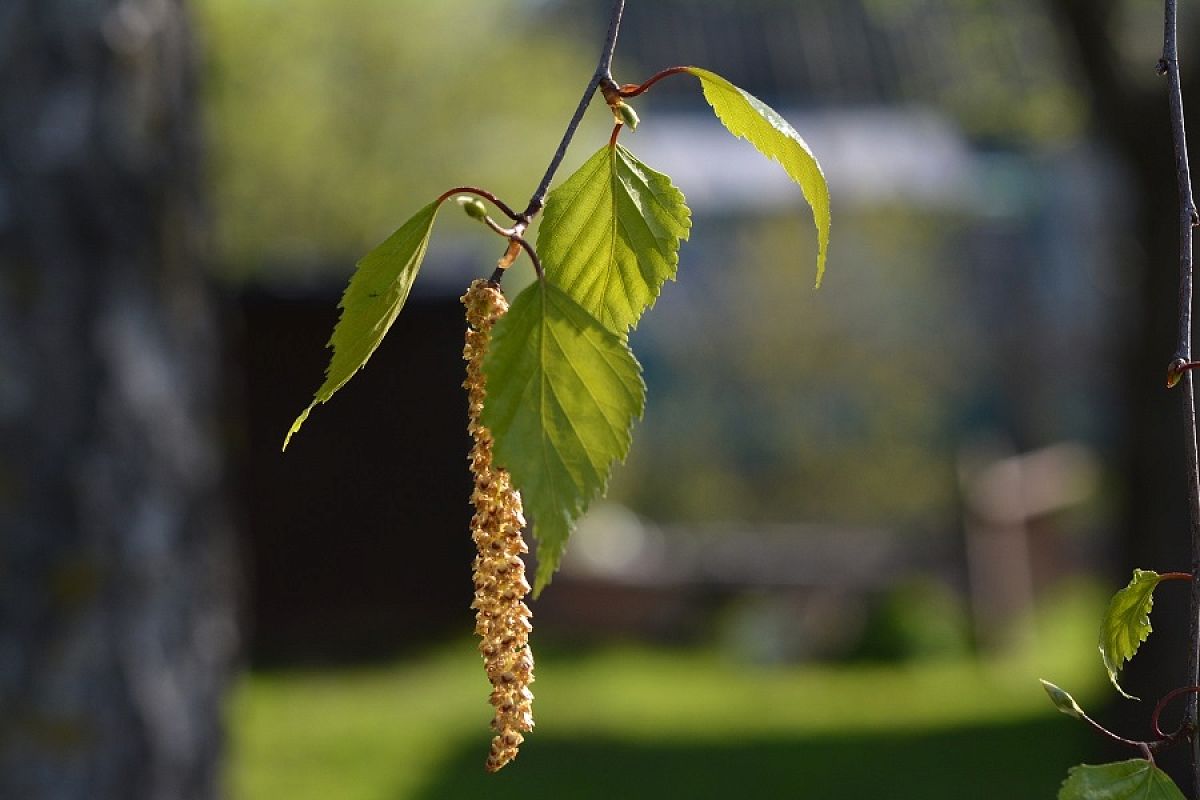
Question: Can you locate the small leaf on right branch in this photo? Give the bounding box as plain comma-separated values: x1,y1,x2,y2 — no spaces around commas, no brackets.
1099,569,1163,700
685,67,831,287
1059,760,1185,800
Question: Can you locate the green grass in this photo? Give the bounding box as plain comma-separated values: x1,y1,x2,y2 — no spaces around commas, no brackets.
226,584,1107,799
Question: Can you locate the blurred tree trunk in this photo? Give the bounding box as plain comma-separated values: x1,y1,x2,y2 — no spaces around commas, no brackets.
0,2,237,799
1048,0,1198,783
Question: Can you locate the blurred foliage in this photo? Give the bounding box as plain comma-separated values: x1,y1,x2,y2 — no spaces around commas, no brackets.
862,0,1087,143
611,206,973,527
198,0,594,278
592,0,1087,143
226,583,1103,799
417,721,1081,799
195,0,1118,276
850,579,972,662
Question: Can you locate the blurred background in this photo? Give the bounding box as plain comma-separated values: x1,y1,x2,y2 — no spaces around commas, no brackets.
3,0,1200,797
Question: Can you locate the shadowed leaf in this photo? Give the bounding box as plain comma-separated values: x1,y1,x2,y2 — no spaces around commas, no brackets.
1059,760,1185,800
481,281,645,593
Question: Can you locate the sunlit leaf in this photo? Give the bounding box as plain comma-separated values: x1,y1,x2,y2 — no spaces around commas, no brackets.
1099,569,1163,700
285,200,441,449
538,143,691,333
685,67,831,287
1059,760,1185,800
1040,680,1085,720
481,281,645,593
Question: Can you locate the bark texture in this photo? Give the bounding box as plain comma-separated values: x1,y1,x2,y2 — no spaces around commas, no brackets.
0,2,237,799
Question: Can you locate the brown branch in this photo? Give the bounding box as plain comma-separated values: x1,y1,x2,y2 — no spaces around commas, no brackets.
519,0,626,221
1161,0,1200,790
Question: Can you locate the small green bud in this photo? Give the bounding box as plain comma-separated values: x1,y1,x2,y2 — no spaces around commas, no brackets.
615,101,640,131
1039,679,1084,720
1168,357,1188,388
458,196,489,221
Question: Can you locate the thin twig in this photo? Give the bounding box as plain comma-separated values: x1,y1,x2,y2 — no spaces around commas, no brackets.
608,123,622,149
437,186,521,222
1162,0,1200,789
481,216,516,239
616,65,693,98
509,236,543,280
1153,685,1200,738
484,231,542,284
1076,709,1161,761
520,0,625,220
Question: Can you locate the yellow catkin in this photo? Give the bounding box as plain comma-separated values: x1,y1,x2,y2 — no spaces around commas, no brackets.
462,279,535,773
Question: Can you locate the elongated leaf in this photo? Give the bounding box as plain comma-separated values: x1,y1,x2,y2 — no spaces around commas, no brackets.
1059,760,1185,800
1099,569,1162,700
1040,680,1085,720
481,281,645,593
285,200,442,449
685,67,831,287
538,144,691,333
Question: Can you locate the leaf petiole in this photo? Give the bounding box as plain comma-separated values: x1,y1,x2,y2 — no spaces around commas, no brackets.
436,186,521,221
615,65,694,98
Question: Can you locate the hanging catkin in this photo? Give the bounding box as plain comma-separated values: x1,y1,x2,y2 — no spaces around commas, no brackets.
462,279,535,772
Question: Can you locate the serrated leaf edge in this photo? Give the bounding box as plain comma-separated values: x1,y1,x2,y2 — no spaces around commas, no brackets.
539,143,691,333
481,281,646,596
1059,760,1186,800
1099,569,1163,701
283,199,445,450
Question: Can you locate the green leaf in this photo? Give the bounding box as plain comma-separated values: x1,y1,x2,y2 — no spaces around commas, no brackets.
1059,760,1186,800
1099,569,1163,700
538,143,691,333
1040,680,1085,720
685,67,831,287
481,281,645,593
284,200,442,449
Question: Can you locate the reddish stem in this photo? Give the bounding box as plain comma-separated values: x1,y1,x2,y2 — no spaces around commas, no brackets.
1163,572,1196,583
608,123,622,149
617,66,694,98
1153,686,1200,738
513,237,543,280
436,186,521,222
437,187,542,282
1077,710,1157,758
